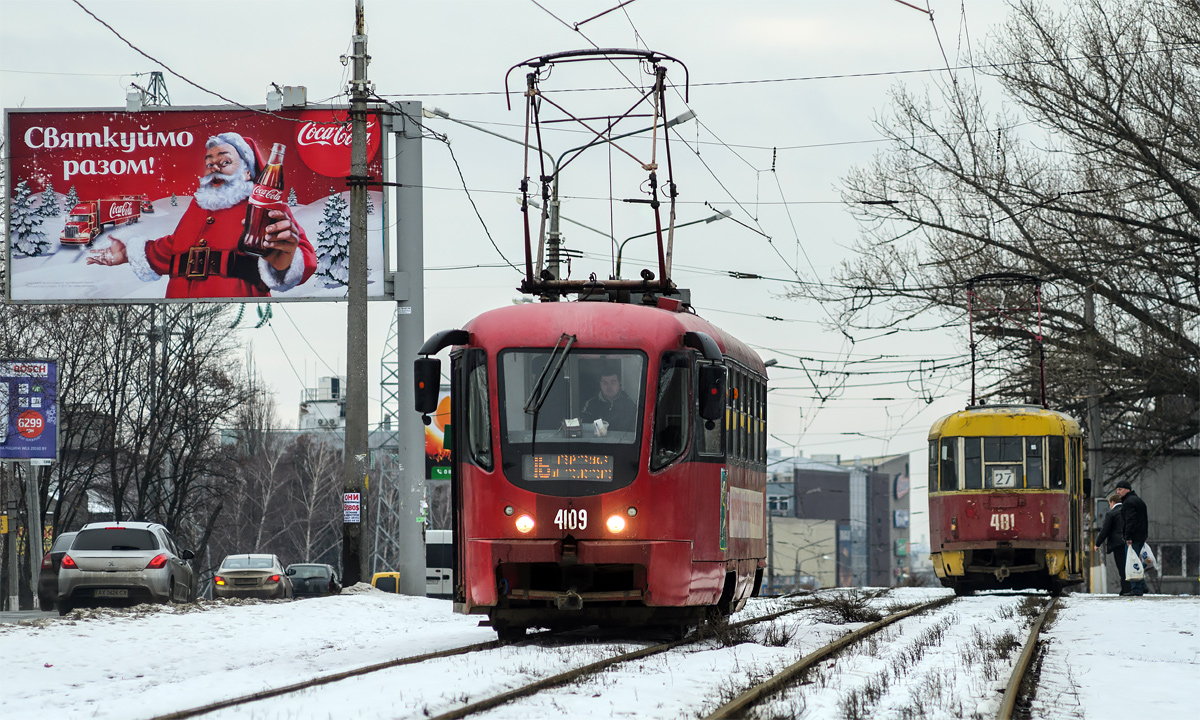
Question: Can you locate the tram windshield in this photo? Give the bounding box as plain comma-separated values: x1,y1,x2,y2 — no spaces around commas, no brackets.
935,435,1067,490
499,350,645,446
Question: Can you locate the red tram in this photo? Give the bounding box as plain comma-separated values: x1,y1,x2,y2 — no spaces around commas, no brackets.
416,300,768,637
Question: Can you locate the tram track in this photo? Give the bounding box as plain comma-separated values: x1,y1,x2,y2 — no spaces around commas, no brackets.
997,595,1057,720
145,599,819,720
702,595,957,719
146,638,506,720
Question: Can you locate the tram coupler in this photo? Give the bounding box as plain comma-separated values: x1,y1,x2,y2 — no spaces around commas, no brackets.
994,565,1011,581
554,588,584,611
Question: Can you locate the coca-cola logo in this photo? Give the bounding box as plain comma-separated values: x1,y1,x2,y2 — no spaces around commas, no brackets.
109,201,135,218
295,109,381,178
250,186,285,205
17,410,45,439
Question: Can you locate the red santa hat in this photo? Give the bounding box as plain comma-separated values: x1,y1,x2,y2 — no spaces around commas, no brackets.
208,132,264,178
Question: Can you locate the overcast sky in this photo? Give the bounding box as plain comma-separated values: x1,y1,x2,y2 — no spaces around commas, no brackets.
3,0,1043,547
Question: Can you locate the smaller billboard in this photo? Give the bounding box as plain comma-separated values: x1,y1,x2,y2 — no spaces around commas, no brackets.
425,385,451,481
0,359,58,460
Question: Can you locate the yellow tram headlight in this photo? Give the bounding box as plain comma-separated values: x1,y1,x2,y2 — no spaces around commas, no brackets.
951,516,958,538
606,514,627,533
515,515,535,534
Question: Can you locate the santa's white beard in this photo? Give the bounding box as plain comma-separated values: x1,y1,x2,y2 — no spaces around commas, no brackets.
194,171,254,211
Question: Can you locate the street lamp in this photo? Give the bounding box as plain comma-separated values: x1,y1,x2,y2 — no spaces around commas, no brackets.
796,554,831,590
614,209,730,278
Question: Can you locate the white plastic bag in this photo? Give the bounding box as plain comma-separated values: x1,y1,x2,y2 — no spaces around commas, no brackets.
1139,543,1156,570
1126,546,1145,581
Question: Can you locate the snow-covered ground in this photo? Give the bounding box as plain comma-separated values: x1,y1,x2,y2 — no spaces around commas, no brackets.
1032,594,1200,720
1,586,1195,719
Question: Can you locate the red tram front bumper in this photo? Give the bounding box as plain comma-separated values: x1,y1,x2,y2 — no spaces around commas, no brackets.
463,538,723,610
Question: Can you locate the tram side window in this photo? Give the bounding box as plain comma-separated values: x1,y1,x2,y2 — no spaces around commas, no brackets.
733,371,745,461
725,370,736,460
651,352,690,471
1025,437,1043,488
963,437,982,489
758,382,767,464
939,438,958,491
1048,436,1066,488
466,349,493,470
928,441,938,490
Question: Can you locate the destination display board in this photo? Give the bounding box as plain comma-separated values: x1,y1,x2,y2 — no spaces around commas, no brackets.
524,454,613,482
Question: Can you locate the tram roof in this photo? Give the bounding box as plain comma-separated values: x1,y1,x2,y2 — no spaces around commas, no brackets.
928,404,1083,439
461,301,765,373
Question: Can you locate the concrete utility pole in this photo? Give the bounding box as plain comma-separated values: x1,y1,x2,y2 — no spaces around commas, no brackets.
4,464,18,610
1084,288,1104,592
393,102,426,595
342,0,370,587
26,462,41,609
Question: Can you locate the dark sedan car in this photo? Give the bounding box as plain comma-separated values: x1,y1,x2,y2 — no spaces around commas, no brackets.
38,531,77,609
285,564,341,598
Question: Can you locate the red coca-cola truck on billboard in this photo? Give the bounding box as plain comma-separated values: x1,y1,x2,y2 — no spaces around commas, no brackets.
60,197,141,246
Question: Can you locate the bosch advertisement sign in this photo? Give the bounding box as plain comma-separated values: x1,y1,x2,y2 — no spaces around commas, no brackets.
0,359,58,460
5,106,386,304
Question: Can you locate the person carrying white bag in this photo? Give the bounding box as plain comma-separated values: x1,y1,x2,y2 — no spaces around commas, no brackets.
1125,541,1145,582
1115,480,1150,596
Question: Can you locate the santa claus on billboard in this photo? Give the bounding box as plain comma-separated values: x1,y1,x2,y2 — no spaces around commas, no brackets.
87,131,317,299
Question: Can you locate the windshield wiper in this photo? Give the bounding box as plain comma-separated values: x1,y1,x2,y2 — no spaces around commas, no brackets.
524,333,576,416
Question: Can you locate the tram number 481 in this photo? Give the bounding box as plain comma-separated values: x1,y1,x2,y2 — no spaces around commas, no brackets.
990,512,1016,531
554,508,588,530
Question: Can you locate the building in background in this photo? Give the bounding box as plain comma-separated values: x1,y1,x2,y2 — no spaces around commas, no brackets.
768,450,912,589
299,376,345,430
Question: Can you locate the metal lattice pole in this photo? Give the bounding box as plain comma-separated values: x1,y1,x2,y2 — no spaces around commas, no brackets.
371,308,405,574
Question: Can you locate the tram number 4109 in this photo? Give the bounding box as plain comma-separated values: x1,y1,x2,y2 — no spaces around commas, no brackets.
554,508,588,530
990,512,1016,531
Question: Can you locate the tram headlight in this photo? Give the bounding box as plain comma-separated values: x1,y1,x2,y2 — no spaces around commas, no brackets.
515,515,535,534
606,514,627,533
1051,515,1060,537
950,516,958,539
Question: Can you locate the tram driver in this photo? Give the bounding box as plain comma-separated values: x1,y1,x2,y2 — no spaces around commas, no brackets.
580,367,637,435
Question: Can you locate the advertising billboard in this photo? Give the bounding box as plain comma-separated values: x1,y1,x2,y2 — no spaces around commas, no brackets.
425,385,452,481
0,359,58,461
5,106,387,303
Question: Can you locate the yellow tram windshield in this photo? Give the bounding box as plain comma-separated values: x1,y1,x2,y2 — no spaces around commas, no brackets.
928,405,1083,493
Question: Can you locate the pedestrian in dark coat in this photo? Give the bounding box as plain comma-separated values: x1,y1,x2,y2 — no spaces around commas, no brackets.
1115,480,1149,596
1094,493,1129,595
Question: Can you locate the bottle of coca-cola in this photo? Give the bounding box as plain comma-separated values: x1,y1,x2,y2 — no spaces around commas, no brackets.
238,142,287,257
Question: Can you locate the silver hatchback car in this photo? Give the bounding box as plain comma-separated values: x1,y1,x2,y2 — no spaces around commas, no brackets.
57,521,196,615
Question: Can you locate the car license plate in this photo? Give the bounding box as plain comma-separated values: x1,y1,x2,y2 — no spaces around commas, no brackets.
94,588,129,598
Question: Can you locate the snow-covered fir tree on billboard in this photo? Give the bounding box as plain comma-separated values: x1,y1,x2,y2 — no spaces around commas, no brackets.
12,180,50,257
39,182,59,217
170,193,178,207
365,192,374,215
65,185,80,212
288,188,298,207
314,188,350,287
